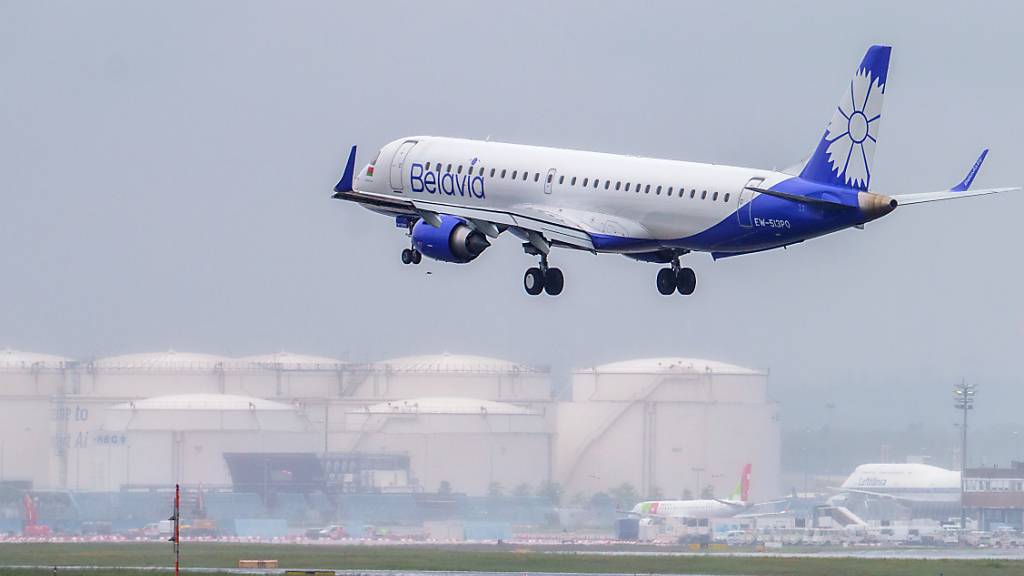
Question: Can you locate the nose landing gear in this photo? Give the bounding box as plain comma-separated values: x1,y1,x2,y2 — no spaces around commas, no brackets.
657,253,696,296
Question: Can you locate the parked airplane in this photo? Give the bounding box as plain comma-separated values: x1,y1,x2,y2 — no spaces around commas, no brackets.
829,463,961,519
332,45,1018,296
627,464,767,521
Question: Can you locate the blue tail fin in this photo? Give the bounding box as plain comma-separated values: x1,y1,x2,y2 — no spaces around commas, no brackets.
800,45,892,191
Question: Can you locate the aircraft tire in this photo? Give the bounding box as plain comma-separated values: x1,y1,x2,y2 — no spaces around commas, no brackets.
411,249,422,264
677,267,697,295
524,267,545,295
401,249,413,265
544,267,564,296
657,268,676,295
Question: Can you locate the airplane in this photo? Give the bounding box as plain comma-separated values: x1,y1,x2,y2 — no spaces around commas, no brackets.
828,462,962,518
332,45,1019,296
626,463,776,521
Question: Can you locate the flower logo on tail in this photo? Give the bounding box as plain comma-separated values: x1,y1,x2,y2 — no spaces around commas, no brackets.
824,68,884,189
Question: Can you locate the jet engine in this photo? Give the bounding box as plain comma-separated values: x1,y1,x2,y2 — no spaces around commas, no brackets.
411,215,491,264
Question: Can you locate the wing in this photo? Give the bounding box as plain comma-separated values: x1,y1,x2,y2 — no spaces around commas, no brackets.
335,188,597,251
734,510,791,519
407,198,597,251
837,488,899,501
891,149,1021,206
712,498,749,510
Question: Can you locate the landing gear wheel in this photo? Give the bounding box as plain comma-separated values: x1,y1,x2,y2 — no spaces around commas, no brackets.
676,267,696,295
524,267,545,295
544,267,564,296
657,268,676,295
401,248,413,265
411,249,422,264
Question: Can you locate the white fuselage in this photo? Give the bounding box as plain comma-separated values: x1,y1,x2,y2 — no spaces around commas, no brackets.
838,463,962,504
353,136,790,250
631,499,744,520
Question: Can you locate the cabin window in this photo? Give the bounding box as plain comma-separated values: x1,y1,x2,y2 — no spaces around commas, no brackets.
559,175,565,184
594,179,600,189
667,187,673,196
656,185,662,195
645,185,651,194
511,170,517,179
615,181,621,191
604,180,610,190
701,190,707,199
501,169,507,178
534,173,540,182
489,168,495,177
444,164,451,172
547,173,553,183
582,178,589,187
724,193,730,202
571,176,577,185
690,189,696,198
523,171,529,181
459,165,465,174
425,162,431,170
713,191,719,201
625,183,631,192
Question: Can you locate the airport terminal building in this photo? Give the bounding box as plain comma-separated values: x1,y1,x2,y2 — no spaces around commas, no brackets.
0,349,780,504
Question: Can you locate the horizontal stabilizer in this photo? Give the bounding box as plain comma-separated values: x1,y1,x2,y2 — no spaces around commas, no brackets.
892,149,1021,205
894,187,1019,205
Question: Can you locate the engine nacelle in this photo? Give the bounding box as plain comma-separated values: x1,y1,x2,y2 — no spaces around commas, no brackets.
411,215,491,264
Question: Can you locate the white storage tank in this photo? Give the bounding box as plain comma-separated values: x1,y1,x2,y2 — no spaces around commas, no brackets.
103,393,317,487
236,352,346,399
359,353,552,402
0,350,69,487
80,350,244,397
557,357,780,503
343,397,552,495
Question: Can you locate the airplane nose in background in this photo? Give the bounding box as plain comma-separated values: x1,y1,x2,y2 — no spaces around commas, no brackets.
858,192,898,221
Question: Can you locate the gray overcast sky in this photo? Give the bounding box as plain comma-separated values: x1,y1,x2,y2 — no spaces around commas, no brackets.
1,1,1022,437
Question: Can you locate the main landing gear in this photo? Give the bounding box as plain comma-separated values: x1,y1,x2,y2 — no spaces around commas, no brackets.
523,246,563,296
401,247,422,265
657,253,696,296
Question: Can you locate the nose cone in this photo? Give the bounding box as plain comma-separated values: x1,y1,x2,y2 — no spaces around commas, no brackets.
858,192,897,221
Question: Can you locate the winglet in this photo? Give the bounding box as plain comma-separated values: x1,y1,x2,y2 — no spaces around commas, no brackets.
333,145,358,196
951,149,988,192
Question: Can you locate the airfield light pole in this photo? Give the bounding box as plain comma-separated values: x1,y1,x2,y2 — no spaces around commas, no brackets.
954,380,976,537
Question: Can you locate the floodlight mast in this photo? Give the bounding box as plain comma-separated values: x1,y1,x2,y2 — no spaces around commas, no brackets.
954,380,976,539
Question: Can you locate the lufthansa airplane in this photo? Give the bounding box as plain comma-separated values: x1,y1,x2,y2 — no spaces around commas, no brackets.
333,46,1018,296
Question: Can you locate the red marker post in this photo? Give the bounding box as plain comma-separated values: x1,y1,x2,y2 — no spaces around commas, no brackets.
169,484,180,576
